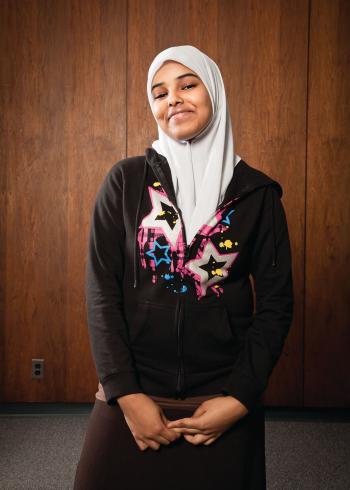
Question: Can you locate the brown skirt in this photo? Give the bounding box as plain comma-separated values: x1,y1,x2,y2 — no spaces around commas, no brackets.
73,398,266,490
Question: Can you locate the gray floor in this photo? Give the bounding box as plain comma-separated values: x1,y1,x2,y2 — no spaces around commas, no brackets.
0,404,349,490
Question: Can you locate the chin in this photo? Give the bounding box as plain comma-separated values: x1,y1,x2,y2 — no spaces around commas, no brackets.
169,129,199,142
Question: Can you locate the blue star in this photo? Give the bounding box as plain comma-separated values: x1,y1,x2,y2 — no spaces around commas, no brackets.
222,209,235,225
146,239,172,267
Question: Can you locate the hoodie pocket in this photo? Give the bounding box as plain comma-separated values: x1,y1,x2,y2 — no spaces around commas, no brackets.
183,304,241,373
126,301,149,345
127,300,178,370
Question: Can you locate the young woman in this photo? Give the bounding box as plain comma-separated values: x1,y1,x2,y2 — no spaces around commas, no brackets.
73,45,293,490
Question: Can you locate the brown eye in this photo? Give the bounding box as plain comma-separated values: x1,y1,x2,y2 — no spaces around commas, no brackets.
154,92,166,100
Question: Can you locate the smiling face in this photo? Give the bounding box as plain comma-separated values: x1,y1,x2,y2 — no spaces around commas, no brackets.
150,61,213,142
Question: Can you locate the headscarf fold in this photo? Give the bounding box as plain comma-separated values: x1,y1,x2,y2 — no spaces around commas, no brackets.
146,45,241,245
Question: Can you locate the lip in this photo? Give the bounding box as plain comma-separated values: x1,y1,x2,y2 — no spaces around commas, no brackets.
169,110,194,121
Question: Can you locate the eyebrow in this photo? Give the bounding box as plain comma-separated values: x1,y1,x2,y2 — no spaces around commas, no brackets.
151,73,200,92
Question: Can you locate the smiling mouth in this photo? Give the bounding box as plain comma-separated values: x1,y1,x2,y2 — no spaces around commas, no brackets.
169,111,194,121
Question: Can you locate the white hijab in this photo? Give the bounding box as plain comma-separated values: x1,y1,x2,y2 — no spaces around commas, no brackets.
146,45,241,246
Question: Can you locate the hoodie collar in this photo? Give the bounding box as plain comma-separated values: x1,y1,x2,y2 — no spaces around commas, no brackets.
145,147,282,206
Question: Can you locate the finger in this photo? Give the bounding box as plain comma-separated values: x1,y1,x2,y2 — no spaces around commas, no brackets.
164,429,182,441
159,411,182,441
203,435,219,445
145,439,161,451
157,426,182,443
184,430,216,443
166,417,189,428
166,417,202,430
154,435,172,445
184,432,212,445
170,426,204,435
135,437,149,451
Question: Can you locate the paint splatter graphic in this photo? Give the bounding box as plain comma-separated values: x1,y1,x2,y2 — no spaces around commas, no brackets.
137,184,239,300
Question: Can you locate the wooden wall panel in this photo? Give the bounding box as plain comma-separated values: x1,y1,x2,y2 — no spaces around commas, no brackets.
65,0,127,403
0,0,127,402
0,3,8,400
219,0,308,407
1,0,71,402
127,0,156,155
305,0,350,407
128,0,307,407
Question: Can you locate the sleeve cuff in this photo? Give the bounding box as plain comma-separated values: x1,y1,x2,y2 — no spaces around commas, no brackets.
101,372,143,406
220,375,264,412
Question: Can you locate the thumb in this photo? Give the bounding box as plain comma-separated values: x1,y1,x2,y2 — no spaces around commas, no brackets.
159,410,170,426
166,404,207,429
160,410,182,437
191,404,207,418
166,415,203,429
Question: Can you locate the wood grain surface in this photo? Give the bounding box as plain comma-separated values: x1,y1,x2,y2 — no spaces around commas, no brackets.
0,0,348,407
304,0,350,406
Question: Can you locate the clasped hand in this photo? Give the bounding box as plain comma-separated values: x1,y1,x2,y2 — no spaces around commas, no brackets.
166,395,248,446
118,393,248,451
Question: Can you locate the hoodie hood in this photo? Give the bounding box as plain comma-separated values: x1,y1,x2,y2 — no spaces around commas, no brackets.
132,148,283,289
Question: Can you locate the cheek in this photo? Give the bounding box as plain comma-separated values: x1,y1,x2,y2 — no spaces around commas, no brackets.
206,104,213,123
153,104,167,123
198,100,212,127
192,90,213,121
203,92,213,118
204,97,213,124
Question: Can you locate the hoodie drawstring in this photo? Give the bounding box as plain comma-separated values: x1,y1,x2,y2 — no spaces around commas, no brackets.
270,187,277,267
133,160,148,288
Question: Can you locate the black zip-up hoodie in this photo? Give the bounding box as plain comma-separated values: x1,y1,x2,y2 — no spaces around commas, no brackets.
85,148,294,412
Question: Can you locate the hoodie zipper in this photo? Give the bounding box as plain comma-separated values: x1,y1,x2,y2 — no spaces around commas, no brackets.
150,163,244,397
175,296,185,398
174,200,235,397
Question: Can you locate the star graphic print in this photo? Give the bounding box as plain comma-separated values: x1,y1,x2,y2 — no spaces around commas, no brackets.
137,181,240,299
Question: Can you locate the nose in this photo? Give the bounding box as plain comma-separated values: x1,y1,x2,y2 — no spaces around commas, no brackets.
168,90,183,106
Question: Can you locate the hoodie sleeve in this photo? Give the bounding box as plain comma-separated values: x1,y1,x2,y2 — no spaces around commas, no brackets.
221,185,294,411
85,164,143,406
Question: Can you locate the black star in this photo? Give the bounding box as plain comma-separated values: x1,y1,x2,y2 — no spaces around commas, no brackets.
199,255,227,280
155,202,179,230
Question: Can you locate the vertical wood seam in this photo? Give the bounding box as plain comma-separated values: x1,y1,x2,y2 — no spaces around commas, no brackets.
126,0,129,158
303,0,313,408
